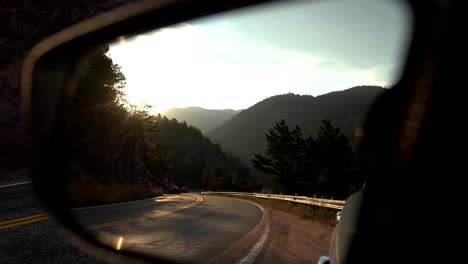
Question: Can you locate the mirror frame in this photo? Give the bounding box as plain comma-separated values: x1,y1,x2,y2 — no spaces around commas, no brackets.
21,0,439,263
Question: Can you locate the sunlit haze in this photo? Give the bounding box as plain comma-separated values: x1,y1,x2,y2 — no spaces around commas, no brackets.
109,0,411,113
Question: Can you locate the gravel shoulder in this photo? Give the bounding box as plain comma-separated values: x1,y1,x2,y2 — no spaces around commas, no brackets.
0,220,105,264
211,197,336,264
254,204,335,264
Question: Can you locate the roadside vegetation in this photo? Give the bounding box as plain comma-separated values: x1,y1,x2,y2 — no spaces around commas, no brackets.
252,118,361,198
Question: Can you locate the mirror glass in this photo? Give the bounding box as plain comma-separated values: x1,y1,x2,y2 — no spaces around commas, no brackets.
63,0,411,263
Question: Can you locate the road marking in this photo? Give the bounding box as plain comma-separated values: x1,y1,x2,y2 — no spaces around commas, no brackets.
87,195,203,230
0,213,47,230
116,236,124,250
0,181,32,189
0,195,202,230
72,196,165,211
236,201,269,264
237,222,270,264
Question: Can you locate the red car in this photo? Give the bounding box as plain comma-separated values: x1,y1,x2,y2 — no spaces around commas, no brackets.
180,187,188,193
169,186,180,194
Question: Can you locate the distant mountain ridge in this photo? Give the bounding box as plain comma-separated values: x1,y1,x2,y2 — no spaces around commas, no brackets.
161,107,242,134
206,86,386,167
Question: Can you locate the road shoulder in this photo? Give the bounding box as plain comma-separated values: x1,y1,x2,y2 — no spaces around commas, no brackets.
210,198,335,264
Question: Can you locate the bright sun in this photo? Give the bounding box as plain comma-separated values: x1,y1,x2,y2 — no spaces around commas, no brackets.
123,84,173,113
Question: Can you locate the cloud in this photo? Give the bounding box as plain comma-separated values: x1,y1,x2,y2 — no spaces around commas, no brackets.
315,59,353,72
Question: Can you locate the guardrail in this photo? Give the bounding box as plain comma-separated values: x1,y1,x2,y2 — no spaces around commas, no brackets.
200,192,344,210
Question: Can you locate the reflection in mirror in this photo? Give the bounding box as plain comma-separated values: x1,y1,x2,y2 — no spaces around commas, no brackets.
63,0,411,263
336,211,342,221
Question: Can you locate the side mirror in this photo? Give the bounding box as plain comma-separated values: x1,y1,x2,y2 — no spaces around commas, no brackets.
20,0,412,263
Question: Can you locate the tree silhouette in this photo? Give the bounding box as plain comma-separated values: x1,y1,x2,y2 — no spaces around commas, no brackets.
253,119,354,197
252,119,303,194
156,115,254,191
316,119,353,195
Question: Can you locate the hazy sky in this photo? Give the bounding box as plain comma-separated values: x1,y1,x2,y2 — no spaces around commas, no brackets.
109,0,411,112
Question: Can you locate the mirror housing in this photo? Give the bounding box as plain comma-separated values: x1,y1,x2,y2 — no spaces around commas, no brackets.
20,0,448,263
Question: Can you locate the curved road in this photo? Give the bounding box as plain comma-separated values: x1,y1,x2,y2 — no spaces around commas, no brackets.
72,194,264,264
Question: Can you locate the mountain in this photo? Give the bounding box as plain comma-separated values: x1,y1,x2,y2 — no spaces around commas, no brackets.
206,86,385,168
156,115,254,191
161,107,242,134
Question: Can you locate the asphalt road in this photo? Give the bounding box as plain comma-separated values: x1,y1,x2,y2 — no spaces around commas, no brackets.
0,182,43,221
0,182,105,263
1,183,264,264
73,194,263,263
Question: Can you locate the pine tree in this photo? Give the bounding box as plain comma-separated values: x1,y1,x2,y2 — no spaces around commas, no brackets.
252,119,303,194
253,118,354,196
316,119,353,196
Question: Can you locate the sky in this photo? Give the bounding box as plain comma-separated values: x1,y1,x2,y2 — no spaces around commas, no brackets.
109,0,412,113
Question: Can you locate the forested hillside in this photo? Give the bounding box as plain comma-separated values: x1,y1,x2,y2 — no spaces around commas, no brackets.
156,115,255,191
65,46,255,206
207,86,384,168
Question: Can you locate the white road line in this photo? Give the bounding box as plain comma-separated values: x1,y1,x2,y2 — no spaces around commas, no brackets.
0,181,32,189
237,222,270,264
236,201,269,264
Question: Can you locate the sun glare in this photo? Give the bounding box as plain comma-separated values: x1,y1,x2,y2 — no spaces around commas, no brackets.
108,0,408,114
111,25,209,114
124,86,164,113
